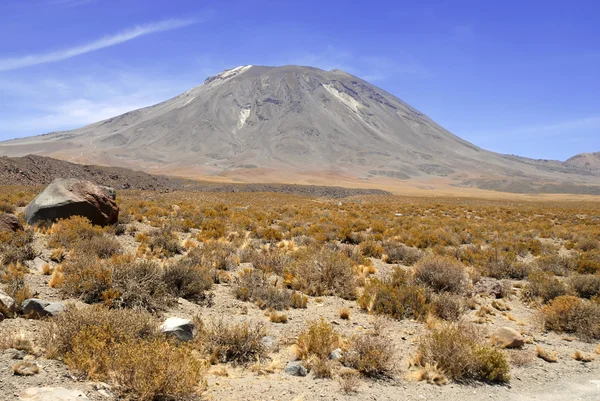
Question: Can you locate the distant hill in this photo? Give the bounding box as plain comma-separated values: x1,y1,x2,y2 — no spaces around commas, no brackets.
1,65,599,194
566,152,600,169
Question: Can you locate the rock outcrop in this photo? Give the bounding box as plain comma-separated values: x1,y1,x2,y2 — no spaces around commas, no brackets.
24,178,118,226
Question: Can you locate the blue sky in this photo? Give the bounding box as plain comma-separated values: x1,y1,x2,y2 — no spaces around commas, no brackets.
0,0,599,161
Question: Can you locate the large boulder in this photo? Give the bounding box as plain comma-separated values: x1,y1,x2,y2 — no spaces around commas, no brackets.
24,179,118,226
19,387,89,401
22,299,65,319
0,213,23,233
160,317,196,341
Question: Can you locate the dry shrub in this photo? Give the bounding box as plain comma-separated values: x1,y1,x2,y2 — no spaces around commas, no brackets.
44,305,157,358
0,203,16,214
359,240,384,258
382,241,423,265
0,229,35,266
358,277,429,320
194,317,266,365
269,311,288,323
163,259,213,304
572,350,595,362
568,274,600,299
1,262,32,306
543,295,600,340
241,247,290,275
188,241,237,271
73,235,122,259
12,361,39,376
233,268,302,310
523,270,568,303
408,363,448,385
288,247,356,299
48,216,104,249
414,255,470,294
339,308,350,320
342,334,393,377
430,292,466,321
337,368,361,393
49,306,205,401
536,346,558,363
49,269,64,288
414,321,510,383
296,318,339,361
148,227,182,257
0,331,35,354
536,254,576,276
61,255,170,311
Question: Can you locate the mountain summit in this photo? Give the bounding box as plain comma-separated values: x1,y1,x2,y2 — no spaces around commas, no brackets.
1,65,599,193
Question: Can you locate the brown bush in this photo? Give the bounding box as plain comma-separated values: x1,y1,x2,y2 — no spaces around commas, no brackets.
382,241,423,265
414,321,510,383
46,306,204,401
359,240,384,258
241,247,290,275
342,334,393,377
188,241,237,271
61,255,171,311
0,229,35,266
48,216,104,250
543,295,600,340
1,263,32,306
568,274,600,299
233,268,303,310
288,247,356,299
73,235,122,259
163,259,214,304
523,270,568,303
148,228,182,257
430,292,466,321
194,317,266,365
413,255,470,294
296,318,340,361
358,277,429,320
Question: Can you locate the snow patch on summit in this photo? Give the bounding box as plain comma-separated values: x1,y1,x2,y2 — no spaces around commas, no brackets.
205,65,253,88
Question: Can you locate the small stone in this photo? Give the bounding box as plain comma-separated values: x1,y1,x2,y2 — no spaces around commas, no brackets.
160,317,196,341
329,348,343,360
260,336,279,352
19,387,90,401
4,349,27,360
491,327,525,349
284,361,307,377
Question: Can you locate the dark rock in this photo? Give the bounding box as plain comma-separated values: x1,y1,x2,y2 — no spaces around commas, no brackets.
284,361,307,377
22,299,65,319
0,213,23,232
24,178,118,226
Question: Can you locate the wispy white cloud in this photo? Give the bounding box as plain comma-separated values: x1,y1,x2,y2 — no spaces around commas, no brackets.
0,71,198,139
0,18,197,72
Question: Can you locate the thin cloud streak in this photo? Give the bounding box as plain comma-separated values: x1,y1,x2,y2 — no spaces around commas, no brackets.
0,18,196,72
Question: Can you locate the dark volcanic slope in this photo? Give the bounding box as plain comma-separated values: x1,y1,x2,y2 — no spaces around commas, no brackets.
0,155,182,190
0,155,389,198
1,65,599,193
